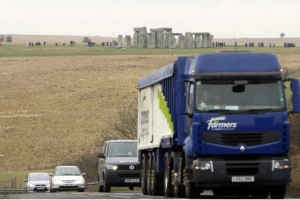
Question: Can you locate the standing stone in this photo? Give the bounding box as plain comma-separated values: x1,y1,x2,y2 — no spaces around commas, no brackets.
208,34,214,47
133,27,147,48
147,32,156,48
185,32,195,48
133,32,138,47
178,35,185,48
156,31,165,48
166,32,176,48
203,33,209,48
117,35,123,47
195,34,201,48
124,35,131,48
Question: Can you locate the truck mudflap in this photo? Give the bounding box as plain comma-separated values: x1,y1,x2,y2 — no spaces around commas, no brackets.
192,158,290,187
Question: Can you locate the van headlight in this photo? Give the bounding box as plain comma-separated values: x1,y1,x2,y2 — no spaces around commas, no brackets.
106,165,118,170
272,159,290,171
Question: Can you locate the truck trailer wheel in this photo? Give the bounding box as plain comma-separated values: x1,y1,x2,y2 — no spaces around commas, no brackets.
150,152,163,195
141,154,148,195
164,153,174,197
147,153,152,195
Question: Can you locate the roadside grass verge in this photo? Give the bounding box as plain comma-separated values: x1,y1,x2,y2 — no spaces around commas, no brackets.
0,169,52,189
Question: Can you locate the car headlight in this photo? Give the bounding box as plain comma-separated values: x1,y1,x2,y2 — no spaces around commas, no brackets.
28,183,34,187
75,177,85,184
53,179,62,184
194,161,214,172
106,165,118,170
272,159,290,171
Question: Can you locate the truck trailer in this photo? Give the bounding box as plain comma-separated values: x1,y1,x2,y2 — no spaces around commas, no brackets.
137,52,300,198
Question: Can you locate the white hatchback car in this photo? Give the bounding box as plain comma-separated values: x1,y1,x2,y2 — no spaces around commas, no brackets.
25,173,51,192
50,166,85,192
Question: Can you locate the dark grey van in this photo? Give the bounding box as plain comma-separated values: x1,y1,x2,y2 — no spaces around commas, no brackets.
97,140,140,192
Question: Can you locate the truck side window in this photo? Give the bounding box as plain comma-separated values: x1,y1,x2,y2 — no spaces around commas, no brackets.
187,83,194,113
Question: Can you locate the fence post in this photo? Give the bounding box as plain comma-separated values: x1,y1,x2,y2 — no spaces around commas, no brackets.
11,177,16,189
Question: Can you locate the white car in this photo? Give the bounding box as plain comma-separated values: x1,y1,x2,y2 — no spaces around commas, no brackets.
50,166,85,192
25,173,51,192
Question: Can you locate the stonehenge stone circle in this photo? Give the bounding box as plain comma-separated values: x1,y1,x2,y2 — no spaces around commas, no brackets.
118,27,214,48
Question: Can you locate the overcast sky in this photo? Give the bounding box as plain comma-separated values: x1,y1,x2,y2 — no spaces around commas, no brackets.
1,0,299,38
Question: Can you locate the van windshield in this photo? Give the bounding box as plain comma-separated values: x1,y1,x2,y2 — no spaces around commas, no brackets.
195,80,285,112
107,142,137,157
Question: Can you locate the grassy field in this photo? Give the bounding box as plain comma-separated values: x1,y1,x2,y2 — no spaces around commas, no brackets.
1,44,300,57
0,45,300,196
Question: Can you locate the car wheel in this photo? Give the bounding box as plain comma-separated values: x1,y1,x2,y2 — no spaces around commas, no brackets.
77,188,85,192
103,176,111,192
98,184,104,192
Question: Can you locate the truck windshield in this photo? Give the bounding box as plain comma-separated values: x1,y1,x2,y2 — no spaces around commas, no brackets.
195,80,285,112
107,142,137,157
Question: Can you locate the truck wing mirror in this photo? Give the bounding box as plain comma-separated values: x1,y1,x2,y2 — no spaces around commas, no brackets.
97,152,105,158
290,78,300,113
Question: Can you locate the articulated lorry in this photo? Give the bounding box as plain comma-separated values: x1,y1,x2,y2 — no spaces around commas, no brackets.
137,52,300,198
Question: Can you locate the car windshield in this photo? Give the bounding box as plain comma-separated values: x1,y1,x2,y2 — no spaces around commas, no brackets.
54,167,81,176
107,142,137,157
195,80,285,112
29,174,50,181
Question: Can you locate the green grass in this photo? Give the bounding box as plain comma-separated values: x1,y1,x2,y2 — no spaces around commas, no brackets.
1,44,300,57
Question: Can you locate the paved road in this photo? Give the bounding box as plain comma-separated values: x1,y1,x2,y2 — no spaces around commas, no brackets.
4,191,296,199
4,190,215,199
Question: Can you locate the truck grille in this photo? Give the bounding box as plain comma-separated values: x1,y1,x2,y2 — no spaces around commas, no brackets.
226,162,259,175
203,131,280,146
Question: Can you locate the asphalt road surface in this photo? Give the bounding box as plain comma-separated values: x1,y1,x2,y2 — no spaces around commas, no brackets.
4,190,214,199
4,190,296,199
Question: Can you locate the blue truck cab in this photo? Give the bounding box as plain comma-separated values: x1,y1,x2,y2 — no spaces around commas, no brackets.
137,52,300,198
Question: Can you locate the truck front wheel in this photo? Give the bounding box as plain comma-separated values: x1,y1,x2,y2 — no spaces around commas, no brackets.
270,186,286,199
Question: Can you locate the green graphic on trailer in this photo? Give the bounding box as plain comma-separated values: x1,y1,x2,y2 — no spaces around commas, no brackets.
157,89,174,134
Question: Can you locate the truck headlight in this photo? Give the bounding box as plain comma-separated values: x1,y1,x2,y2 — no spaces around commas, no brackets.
106,165,118,170
194,161,214,172
272,159,290,171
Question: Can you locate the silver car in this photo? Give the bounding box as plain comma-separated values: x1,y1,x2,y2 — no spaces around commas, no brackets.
25,173,51,192
50,166,85,192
